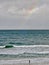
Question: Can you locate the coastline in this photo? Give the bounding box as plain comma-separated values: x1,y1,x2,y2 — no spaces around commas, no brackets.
0,58,49,65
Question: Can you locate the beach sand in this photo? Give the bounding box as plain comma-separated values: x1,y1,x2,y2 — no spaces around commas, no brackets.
2,63,49,65
0,58,49,65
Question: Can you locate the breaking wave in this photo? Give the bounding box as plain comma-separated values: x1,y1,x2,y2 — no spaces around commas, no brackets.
0,52,49,58
0,44,49,48
0,44,49,58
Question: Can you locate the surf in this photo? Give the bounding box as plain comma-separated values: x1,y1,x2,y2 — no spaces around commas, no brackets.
0,45,49,48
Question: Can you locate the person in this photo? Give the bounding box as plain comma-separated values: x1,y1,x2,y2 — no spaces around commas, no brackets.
29,60,30,65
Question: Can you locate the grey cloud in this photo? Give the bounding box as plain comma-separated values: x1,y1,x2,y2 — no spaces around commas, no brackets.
0,0,49,29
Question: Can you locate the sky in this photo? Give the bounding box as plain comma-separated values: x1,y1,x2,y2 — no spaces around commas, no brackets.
0,0,49,29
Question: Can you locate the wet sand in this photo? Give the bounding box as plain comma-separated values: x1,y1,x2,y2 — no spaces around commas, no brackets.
0,58,49,65
2,62,49,65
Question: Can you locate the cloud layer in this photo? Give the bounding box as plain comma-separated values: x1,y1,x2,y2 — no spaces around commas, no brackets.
0,0,49,29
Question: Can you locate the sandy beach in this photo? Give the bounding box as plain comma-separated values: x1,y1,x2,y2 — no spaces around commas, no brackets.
1,62,49,65
0,58,49,65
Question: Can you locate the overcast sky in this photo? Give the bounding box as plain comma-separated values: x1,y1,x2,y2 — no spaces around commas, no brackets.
0,0,49,29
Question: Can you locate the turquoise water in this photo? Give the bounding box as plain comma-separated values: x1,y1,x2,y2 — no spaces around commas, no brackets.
0,30,49,46
0,30,49,59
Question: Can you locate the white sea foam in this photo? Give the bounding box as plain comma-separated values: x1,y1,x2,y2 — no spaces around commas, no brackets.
0,45,49,48
13,45,49,48
0,45,49,55
0,46,5,48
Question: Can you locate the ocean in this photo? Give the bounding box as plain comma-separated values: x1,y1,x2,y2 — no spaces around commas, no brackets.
0,30,49,59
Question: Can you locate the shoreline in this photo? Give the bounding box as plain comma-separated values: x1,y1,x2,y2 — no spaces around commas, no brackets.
0,58,49,65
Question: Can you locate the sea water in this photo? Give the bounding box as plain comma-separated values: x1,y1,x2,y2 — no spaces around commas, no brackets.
0,30,49,59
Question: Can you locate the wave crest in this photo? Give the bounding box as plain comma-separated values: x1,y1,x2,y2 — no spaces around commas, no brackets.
0,45,49,48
